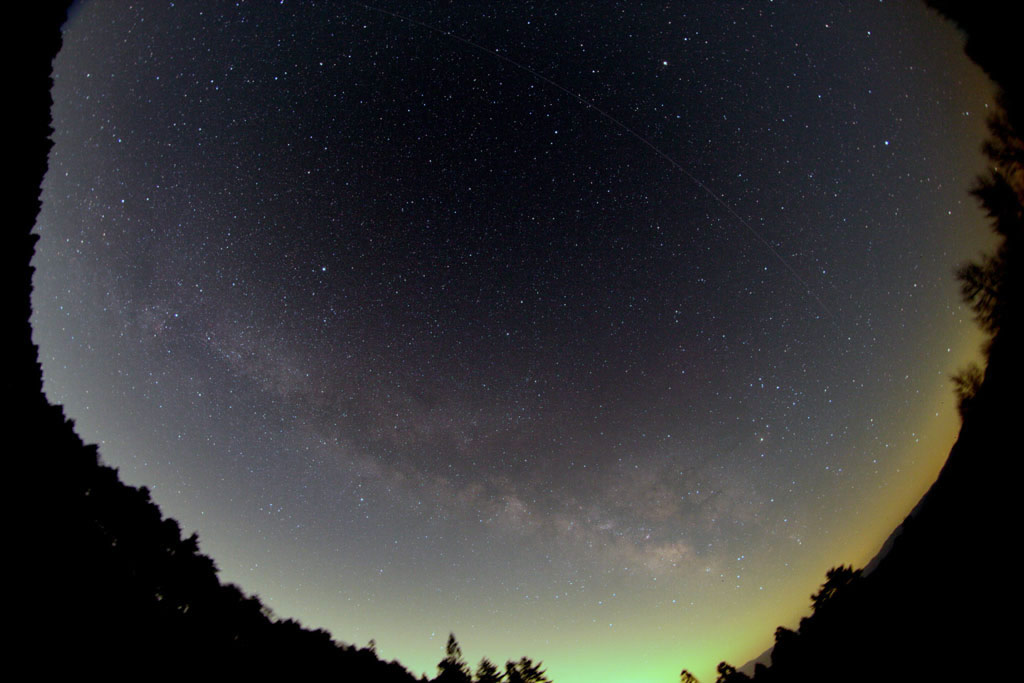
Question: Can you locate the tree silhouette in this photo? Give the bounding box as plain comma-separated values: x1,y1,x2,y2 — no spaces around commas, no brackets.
809,565,861,613
680,669,700,683
688,6,1023,683
954,100,1022,369
951,361,985,418
505,657,551,683
436,633,472,683
475,658,504,683
714,662,750,683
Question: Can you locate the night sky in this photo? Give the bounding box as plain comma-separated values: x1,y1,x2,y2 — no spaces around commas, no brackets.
33,2,995,681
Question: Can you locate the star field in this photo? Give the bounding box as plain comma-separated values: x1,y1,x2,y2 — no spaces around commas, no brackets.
33,2,995,681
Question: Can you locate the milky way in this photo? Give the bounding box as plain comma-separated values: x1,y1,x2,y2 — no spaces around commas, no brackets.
33,2,994,681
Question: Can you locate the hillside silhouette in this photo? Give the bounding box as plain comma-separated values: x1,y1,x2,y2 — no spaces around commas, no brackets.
702,2,1021,681
13,3,1020,682
12,10,407,677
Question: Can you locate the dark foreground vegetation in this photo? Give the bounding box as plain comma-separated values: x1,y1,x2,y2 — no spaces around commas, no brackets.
12,5,548,681
12,2,1019,681
12,9,403,677
695,2,1022,681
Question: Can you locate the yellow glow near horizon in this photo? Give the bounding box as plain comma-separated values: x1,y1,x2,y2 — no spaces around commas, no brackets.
37,3,1001,683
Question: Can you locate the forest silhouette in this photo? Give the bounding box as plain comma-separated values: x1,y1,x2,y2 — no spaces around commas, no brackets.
12,2,1019,681
696,1,1022,681
12,5,543,680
